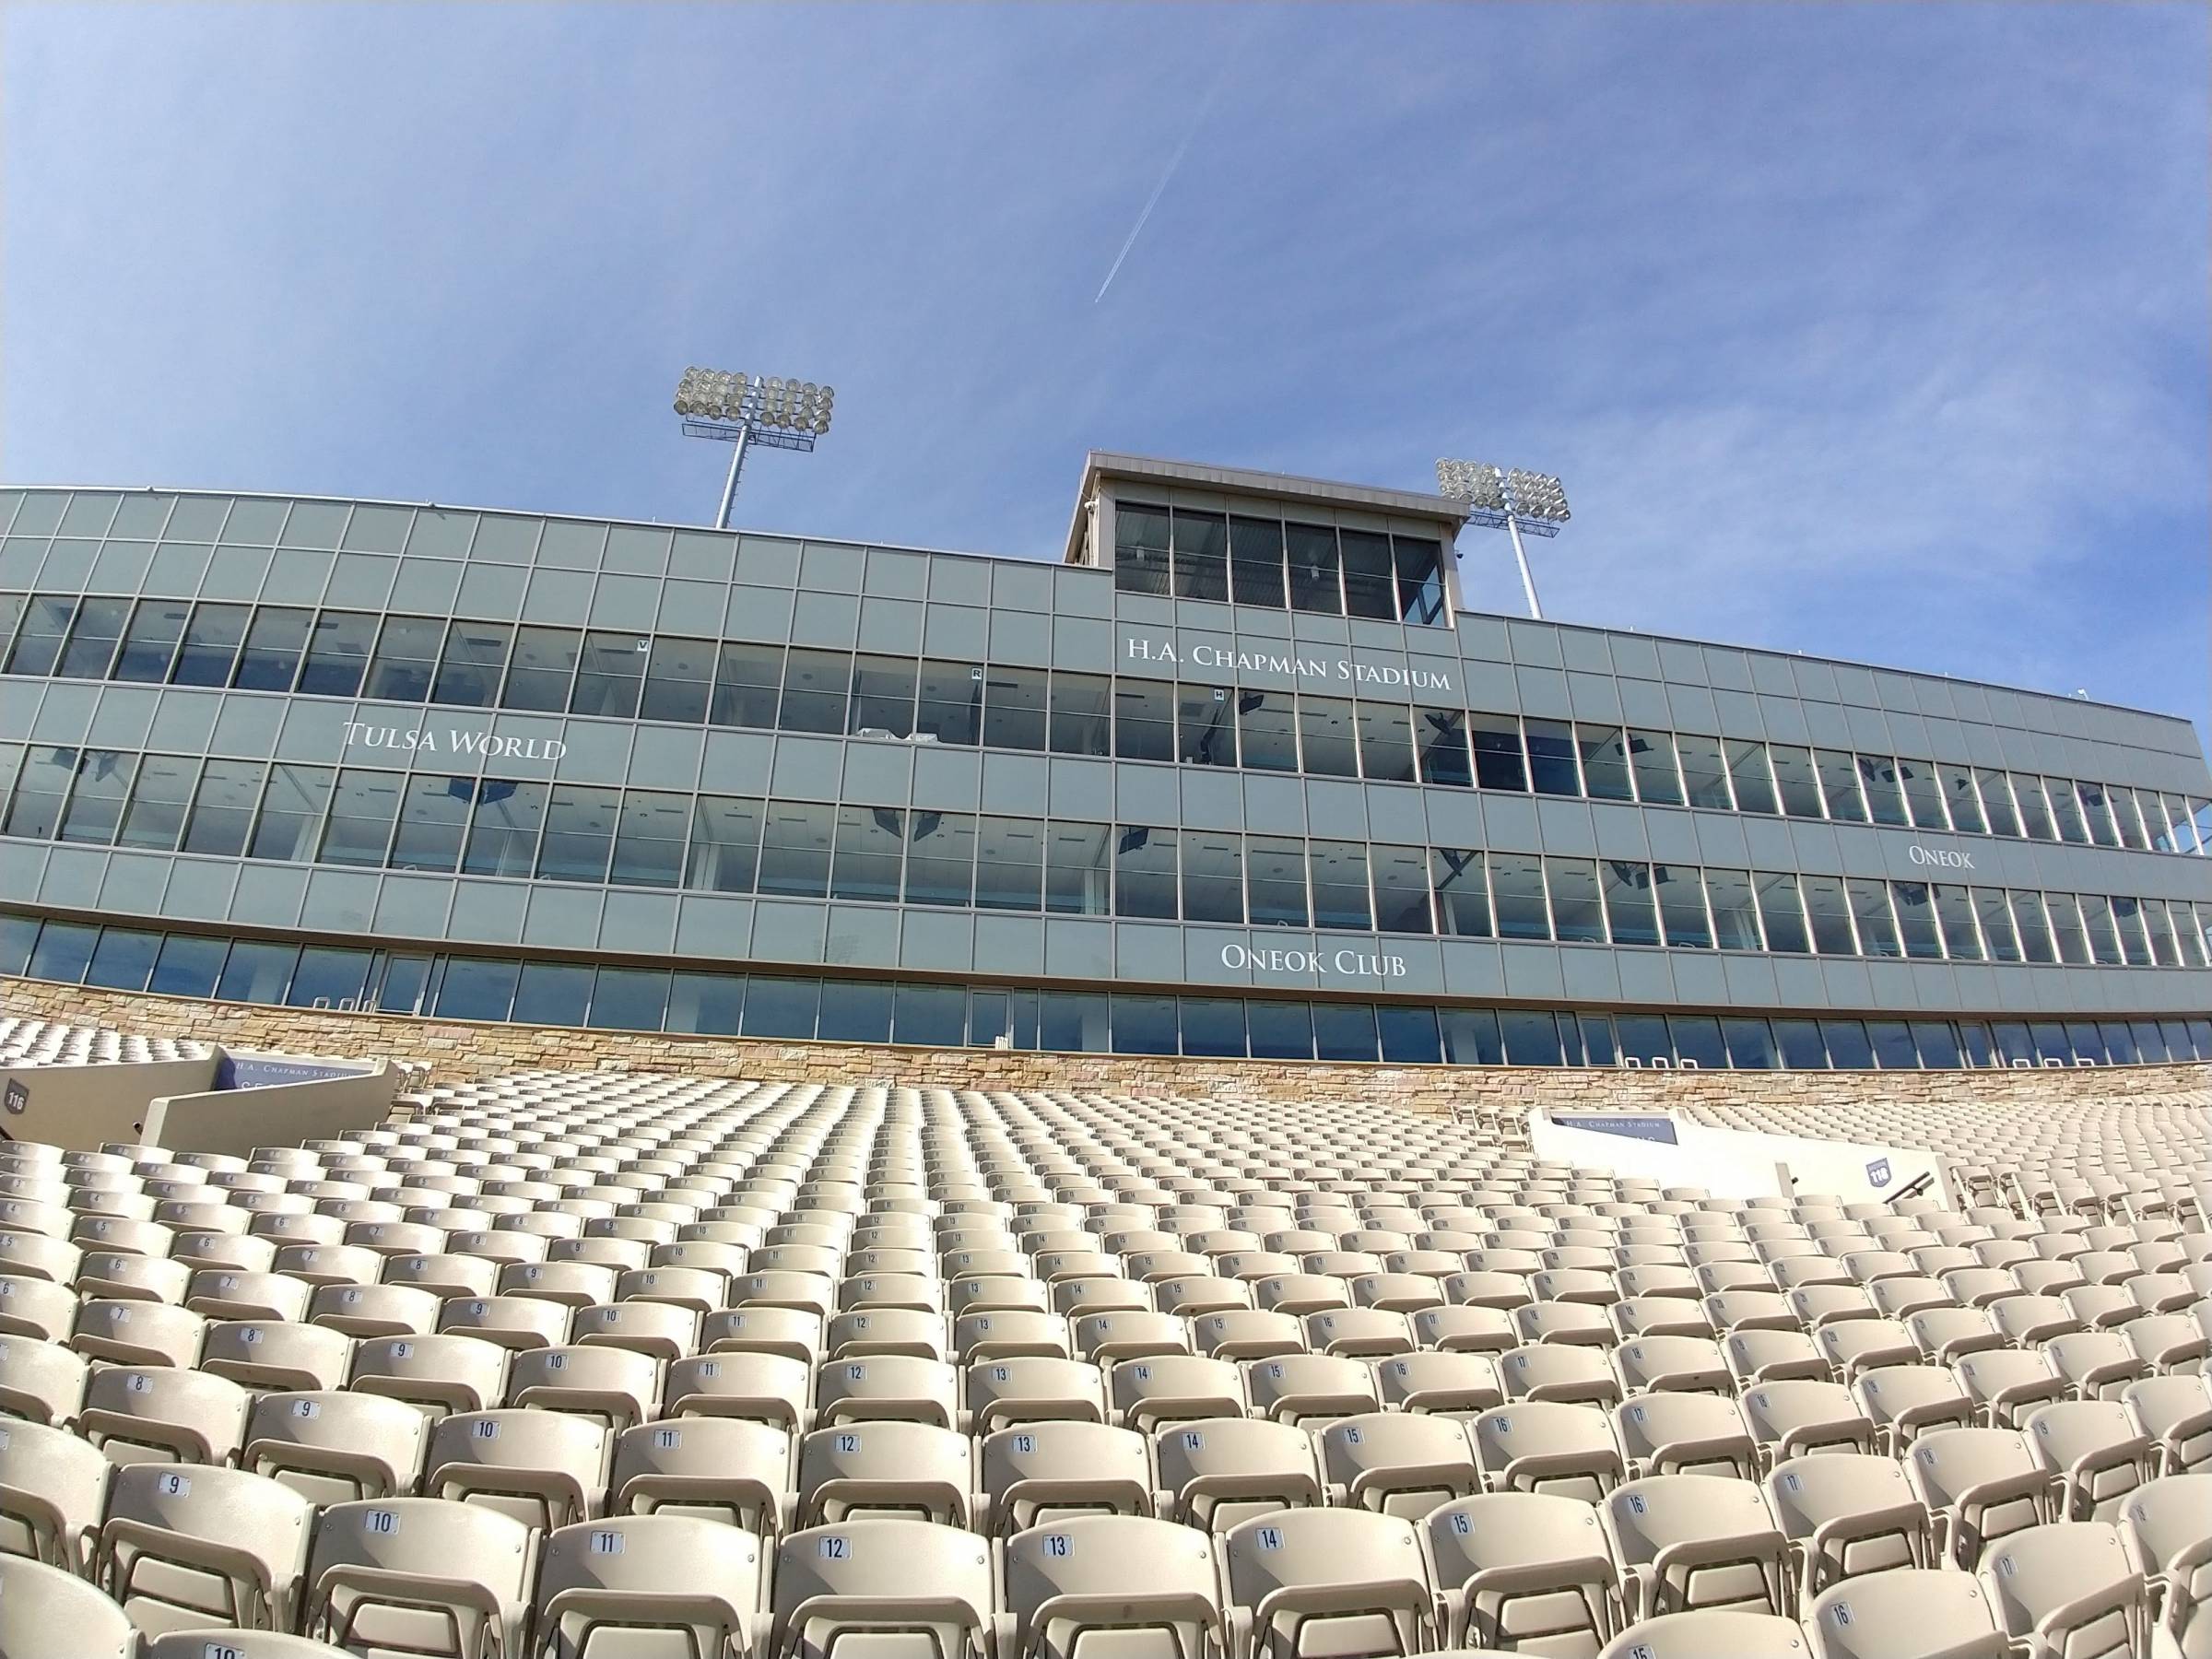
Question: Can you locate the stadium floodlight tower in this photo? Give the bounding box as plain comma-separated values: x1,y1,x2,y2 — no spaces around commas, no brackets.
1434,459,1571,619
674,366,836,529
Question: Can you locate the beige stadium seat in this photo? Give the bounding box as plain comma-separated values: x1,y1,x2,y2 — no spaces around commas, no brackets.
1316,1412,1479,1519
0,1553,137,1658
533,1514,764,1659
202,1318,353,1393
1724,1329,1829,1387
2124,1373,2212,1476
965,1357,1108,1434
1422,1490,1616,1653
1613,1392,1758,1480
813,1355,959,1430
1611,1335,1729,1397
1469,1402,1623,1503
275,1242,385,1289
665,1352,812,1430
500,1260,619,1311
309,1281,441,1337
1152,1418,1324,1534
0,1335,88,1425
1904,1427,2056,1569
1739,1381,1877,1469
1498,1345,1620,1407
0,1417,109,1569
1954,1349,2067,1430
1001,1512,1227,1659
1372,1352,1501,1419
705,1305,826,1363
1597,1609,1808,1658
572,1299,700,1359
796,1421,972,1528
770,1518,994,1659
1222,1506,1441,1659
2124,1310,2208,1374
347,1333,510,1417
1194,1310,1305,1361
953,1309,1070,1362
243,1390,429,1505
611,1418,789,1535
977,1420,1149,1535
827,1308,949,1362
1852,1364,1973,1456
143,1631,355,1656
1803,1569,2006,1659
91,1461,314,1637
423,1408,608,1530
1241,1355,1381,1426
1764,1453,1933,1606
1978,1522,2147,1659
1411,1306,1517,1355
2118,1473,2211,1657
71,1297,207,1367
78,1366,249,1465
1602,1476,1787,1621
505,1343,661,1431
1110,1354,1247,1432
2023,1398,2154,1521
302,1497,534,1659
438,1293,571,1352
0,1276,77,1342
2045,1329,2149,1401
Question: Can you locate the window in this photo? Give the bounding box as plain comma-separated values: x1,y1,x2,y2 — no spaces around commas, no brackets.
26,920,96,983
849,654,917,737
115,754,197,851
1821,1019,1875,1068
1184,997,1249,1058
1914,1022,1961,1068
1431,849,1489,937
181,759,264,856
535,785,619,882
688,795,763,893
1671,1017,1728,1070
1768,745,1824,818
55,597,129,678
1314,1002,1381,1062
1180,830,1244,924
612,792,690,888
2138,899,2179,967
1045,821,1112,915
904,811,976,907
388,776,471,872
1867,1022,1919,1069
2074,781,2117,847
665,972,745,1035
1237,691,1299,771
1725,741,1777,815
2044,778,2088,843
461,781,547,877
249,763,335,861
1938,764,1985,834
1617,1015,1677,1067
640,638,715,724
1371,843,1431,934
758,801,834,898
1898,759,1947,830
2077,893,2124,965
215,940,298,1005
1113,504,1171,595
1525,720,1580,795
2106,895,2152,965
2110,788,2149,851
170,603,251,688
1724,1018,1779,1069
1754,871,1810,953
1857,755,1909,826
1112,679,1175,762
1545,857,1606,943
1577,725,1635,801
1500,1011,1564,1066
1676,735,1733,810
56,749,135,844
1286,524,1341,615
1248,837,1309,927
296,611,376,697
362,616,441,701
1489,853,1549,941
590,968,671,1032
1309,841,1371,931
1112,994,1179,1055
1225,516,1286,608
778,649,849,734
1048,673,1112,758
512,963,594,1027
148,934,227,998
287,947,371,1009
1471,716,1528,792
112,600,190,683
1653,865,1712,947
1773,1019,1827,1068
2011,774,2054,840
433,957,519,1022
1439,1007,1503,1065
1704,868,1761,950
1114,826,1178,919
1628,730,1682,805
2008,890,2054,964
1814,750,1866,821
973,817,1043,911
1849,878,1903,957
1971,888,2019,961
1357,702,1415,783
711,642,782,728
1800,874,1856,955
743,976,819,1039
4,596,74,676
892,984,966,1047
1890,881,1943,959
915,662,982,745
501,627,581,712
1974,769,2020,837
85,928,159,992
982,667,1047,750
1393,535,1446,625
2044,893,2090,964
1300,697,1361,779
1930,884,1982,959
430,621,512,708
1172,510,1230,603
572,631,647,718
1601,862,1661,947
1180,684,1238,767
317,769,402,866
1338,530,1395,619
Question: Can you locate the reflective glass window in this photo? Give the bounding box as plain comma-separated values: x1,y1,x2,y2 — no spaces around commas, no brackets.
1676,735,1732,810
1932,884,1983,959
1299,697,1359,778
1821,1019,1874,1068
711,641,782,728
892,983,965,1047
1286,524,1342,614
1628,730,1682,806
757,801,834,898
1048,673,1112,757
968,991,1009,1048
1112,994,1180,1055
665,972,745,1035
973,816,1043,912
215,940,298,1005
1577,725,1635,801
1755,871,1810,953
1653,865,1711,947
1579,1015,1618,1067
904,810,976,907
1180,684,1239,767
3,595,72,676
1247,1000,1314,1060
612,791,691,888
2110,788,2149,851
589,968,671,1032
2143,793,2183,853
1357,703,1416,783
2074,781,2117,847
501,626,581,712
55,597,129,678
26,920,95,982
1114,826,1178,919
1800,874,1856,955
1545,856,1606,943
1724,741,1777,815
1180,830,1244,924
55,749,135,844
1772,1018,1827,1068
1937,764,1985,834
2171,903,2208,969
640,637,715,724
1814,749,1866,821
115,754,197,852
1500,1011,1563,1066
316,768,402,866
1337,530,1394,620
2137,899,2178,967
1601,863,1654,942
1314,1002,1380,1062
849,654,917,737
1974,768,2020,837
1378,1003,1441,1062
572,630,647,718
2009,890,2055,964
981,667,1047,750
170,602,250,688
432,957,519,1022
1437,1007,1502,1065
1768,744,1824,818
1867,1021,1919,1069
1670,1016,1728,1070
512,962,594,1027
287,947,371,1009
743,976,819,1039
1113,504,1171,595
1898,759,1947,830
1229,516,1287,609
1172,510,1230,603
0,594,20,665
85,928,159,992
1724,1018,1780,1069
2097,1020,2138,1065
688,795,763,893
1247,837,1309,927
1489,853,1549,941
1039,991,1110,1053
1371,843,1431,935
1525,719,1580,795
1704,868,1761,950
1045,821,1112,915
1471,716,1528,792
1236,691,1299,771
2043,778,2088,843
181,759,264,856
2044,893,2090,965
112,599,190,683
389,775,472,872
2011,774,2054,840
778,649,849,734
430,620,512,708
227,606,312,693
1309,841,1372,931
916,661,982,746
1972,888,2020,961
1857,755,1909,827
461,780,546,877
149,934,227,998
1172,996,1242,1057
1431,848,1489,937
2077,892,2124,965
1888,880,1942,959
2060,1022,2101,1063
295,611,375,697
249,763,334,861
536,784,619,882
1915,1022,1961,1068
1393,535,1446,625
1112,680,1175,762
2132,1020,2171,1063
362,616,441,702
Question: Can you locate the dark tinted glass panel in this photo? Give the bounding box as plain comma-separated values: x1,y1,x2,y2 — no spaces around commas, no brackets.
1653,865,1711,947
501,627,581,712
1867,1021,1919,1069
1313,1002,1380,1062
1670,1016,1727,1069
1237,691,1299,771
55,749,135,844
390,775,472,872
1357,704,1415,783
1378,1004,1441,1063
1857,756,1909,827
148,934,227,998
1229,517,1286,609
462,781,547,877
1579,1016,1617,1067
287,947,371,1009
182,759,263,856
1182,997,1248,1058
1723,1018,1779,1069
904,811,976,907
56,597,129,678
171,603,251,687
1525,720,1580,795
982,668,1047,750
1300,698,1359,778
742,977,819,1039
1040,992,1109,1052
215,940,297,1005
1180,684,1238,767
512,963,593,1026
1890,881,1943,959
363,616,441,701
612,792,690,888
1286,524,1341,614
1471,717,1527,792
1114,505,1170,595
1045,822,1111,915
85,929,159,991
1577,725,1634,801
112,599,190,683
1181,830,1243,924
1112,994,1179,1055
1959,1022,1995,1067
1773,1018,1827,1068
115,754,197,852
588,969,671,1031
916,662,982,746
1246,1000,1313,1060
1602,861,1661,947
1490,854,1548,941
758,801,834,898
1393,535,1445,625
892,984,966,1047
25,921,95,982
665,972,745,1035
1309,841,1371,931
1500,1011,1563,1066
1247,838,1308,927
688,795,762,893
248,763,335,861
1726,742,1778,814
1911,1023,1959,1068
711,642,782,728
1171,511,1229,603
430,621,512,708
1115,826,1177,920
297,611,375,696
779,650,848,734
1337,530,1395,619
1049,673,1112,758
1821,1019,1874,1068
316,768,402,866
640,637,715,724
1545,856,1606,943
572,630,647,718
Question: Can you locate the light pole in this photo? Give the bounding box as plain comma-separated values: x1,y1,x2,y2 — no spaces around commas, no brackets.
1434,459,1571,619
675,366,836,529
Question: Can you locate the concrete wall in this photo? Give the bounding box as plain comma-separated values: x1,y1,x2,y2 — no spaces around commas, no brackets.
0,1052,216,1147
145,1059,403,1158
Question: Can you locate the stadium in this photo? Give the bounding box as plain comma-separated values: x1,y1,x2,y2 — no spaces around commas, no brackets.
0,448,2205,1659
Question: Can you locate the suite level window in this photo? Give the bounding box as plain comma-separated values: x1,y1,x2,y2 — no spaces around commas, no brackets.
55,597,129,679
1114,506,1170,596
1287,524,1341,616
390,775,473,873
1048,674,1111,759
1179,685,1237,768
112,600,189,684
1576,725,1634,801
365,615,442,702
1526,721,1581,796
712,643,782,729
915,662,982,746
171,603,251,688
297,611,376,697
462,780,547,878
501,627,580,712
850,655,917,738
982,669,1047,751
55,749,135,845
641,638,714,724
572,631,647,719
1339,530,1395,620
232,606,313,693
3,597,73,677
1171,512,1229,603
1230,517,1286,608
431,622,512,709
1236,691,1298,772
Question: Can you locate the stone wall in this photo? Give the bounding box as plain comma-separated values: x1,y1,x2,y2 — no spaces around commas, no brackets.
7,974,2206,1118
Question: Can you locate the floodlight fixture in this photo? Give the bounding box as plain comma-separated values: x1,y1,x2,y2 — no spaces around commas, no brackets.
675,363,837,528
1434,455,1571,619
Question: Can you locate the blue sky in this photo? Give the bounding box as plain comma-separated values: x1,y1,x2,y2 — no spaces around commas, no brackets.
5,2,2206,737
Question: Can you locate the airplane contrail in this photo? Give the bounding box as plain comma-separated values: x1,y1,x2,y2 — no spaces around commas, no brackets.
1094,22,1254,304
